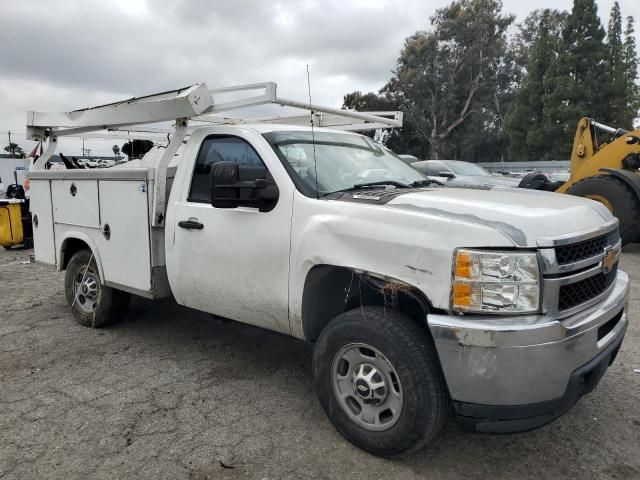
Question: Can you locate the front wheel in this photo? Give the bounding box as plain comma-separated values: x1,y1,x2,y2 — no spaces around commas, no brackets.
64,249,130,327
313,306,449,458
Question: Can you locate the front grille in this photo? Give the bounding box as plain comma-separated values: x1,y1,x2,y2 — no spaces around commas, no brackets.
558,262,618,311
555,228,619,265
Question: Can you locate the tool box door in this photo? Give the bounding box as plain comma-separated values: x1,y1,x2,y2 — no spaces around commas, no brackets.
51,180,100,227
30,180,56,264
96,180,152,291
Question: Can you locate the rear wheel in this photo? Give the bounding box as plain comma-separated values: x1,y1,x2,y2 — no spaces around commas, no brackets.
64,249,130,327
567,175,640,245
313,306,449,458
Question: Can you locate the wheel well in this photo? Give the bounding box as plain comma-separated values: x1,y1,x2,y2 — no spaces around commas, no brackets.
60,238,91,270
301,265,434,342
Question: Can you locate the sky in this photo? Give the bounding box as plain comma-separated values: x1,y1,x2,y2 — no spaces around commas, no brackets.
1,0,639,156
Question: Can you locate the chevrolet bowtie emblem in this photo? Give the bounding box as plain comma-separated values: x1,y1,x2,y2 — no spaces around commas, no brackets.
602,247,617,274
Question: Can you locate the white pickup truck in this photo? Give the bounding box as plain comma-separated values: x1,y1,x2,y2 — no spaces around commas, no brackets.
27,82,629,457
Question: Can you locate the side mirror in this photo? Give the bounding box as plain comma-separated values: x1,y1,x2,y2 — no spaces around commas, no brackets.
437,171,455,179
210,161,279,211
255,179,279,204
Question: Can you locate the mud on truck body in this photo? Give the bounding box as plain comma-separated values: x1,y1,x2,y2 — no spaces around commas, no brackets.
26,82,629,457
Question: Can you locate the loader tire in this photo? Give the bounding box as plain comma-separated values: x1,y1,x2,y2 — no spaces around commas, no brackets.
567,175,640,246
64,249,130,328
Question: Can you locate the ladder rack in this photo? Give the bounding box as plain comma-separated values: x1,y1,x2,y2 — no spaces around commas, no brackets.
106,109,402,137
26,81,404,227
27,82,402,139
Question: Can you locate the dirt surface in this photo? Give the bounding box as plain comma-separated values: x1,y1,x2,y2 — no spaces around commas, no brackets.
1,246,639,480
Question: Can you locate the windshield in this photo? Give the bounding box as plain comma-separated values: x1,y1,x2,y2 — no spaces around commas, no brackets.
264,131,426,196
445,161,491,176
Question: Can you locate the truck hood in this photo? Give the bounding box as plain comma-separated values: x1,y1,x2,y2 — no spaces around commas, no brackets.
385,186,613,247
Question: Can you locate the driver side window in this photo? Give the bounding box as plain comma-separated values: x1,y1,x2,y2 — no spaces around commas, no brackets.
188,136,268,203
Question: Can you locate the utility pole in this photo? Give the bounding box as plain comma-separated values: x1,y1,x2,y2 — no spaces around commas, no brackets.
7,130,11,156
82,138,85,157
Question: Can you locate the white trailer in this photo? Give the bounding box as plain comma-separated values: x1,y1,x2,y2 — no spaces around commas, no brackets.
27,82,629,457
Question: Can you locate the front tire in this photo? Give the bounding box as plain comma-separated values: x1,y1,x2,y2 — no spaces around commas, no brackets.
567,175,640,245
313,306,449,458
64,249,130,327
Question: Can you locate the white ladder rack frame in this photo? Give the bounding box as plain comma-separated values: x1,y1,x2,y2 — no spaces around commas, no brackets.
26,81,403,227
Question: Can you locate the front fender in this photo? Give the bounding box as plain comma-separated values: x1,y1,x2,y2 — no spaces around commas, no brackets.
288,193,515,339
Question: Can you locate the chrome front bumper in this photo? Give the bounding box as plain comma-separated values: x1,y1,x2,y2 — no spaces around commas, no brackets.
427,271,629,430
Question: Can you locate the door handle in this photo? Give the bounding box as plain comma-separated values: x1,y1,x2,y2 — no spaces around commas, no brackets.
178,220,204,230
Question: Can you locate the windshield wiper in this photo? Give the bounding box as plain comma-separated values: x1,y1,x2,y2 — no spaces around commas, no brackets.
353,180,411,189
324,181,411,196
410,179,444,187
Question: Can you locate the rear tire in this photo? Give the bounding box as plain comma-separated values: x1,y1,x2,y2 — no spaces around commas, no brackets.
312,306,449,458
567,175,640,245
64,249,130,327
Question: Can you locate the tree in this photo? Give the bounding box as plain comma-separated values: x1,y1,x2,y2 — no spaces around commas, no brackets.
121,140,154,159
3,143,25,158
505,10,567,160
511,9,567,69
112,144,120,157
623,16,640,127
605,2,629,127
343,0,515,160
542,0,608,158
397,0,515,159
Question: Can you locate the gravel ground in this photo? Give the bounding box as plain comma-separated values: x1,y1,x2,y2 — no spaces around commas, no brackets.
1,245,639,480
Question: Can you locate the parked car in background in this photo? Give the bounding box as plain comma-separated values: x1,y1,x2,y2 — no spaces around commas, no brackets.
397,154,419,165
493,170,529,179
411,160,522,188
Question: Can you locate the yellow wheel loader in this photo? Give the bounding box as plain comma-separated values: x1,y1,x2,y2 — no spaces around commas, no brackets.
554,117,640,245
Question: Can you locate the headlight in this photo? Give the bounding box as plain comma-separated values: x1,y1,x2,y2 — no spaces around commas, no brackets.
451,249,540,314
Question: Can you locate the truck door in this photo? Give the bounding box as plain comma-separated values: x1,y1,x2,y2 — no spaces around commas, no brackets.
170,134,292,334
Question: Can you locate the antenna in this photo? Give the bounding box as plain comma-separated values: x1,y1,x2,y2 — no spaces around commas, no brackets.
306,65,319,199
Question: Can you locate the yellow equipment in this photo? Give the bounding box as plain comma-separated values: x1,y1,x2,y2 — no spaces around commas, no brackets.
555,117,640,245
0,200,26,249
